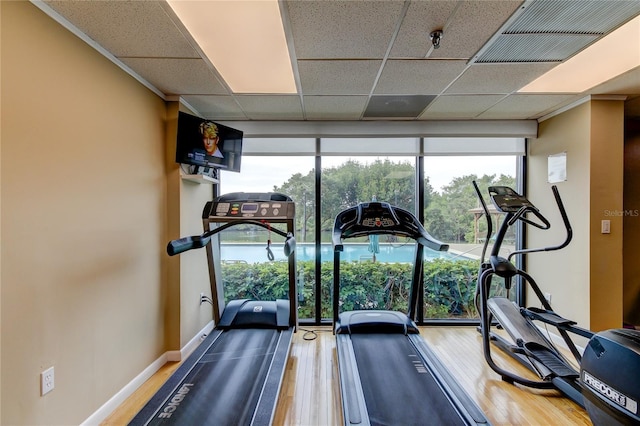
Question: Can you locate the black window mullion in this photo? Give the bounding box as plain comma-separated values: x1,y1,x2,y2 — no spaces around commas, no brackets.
314,140,322,324
416,152,425,323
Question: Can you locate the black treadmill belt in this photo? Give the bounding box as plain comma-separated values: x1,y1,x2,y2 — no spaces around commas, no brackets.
351,334,466,426
146,329,279,426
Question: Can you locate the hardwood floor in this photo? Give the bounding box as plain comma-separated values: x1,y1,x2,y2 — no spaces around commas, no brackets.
420,327,590,426
102,326,592,426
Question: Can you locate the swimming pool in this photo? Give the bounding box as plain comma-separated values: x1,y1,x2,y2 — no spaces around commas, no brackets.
220,242,459,263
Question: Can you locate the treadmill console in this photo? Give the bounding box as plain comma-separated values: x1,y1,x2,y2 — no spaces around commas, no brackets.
489,186,535,213
333,201,448,252
203,192,296,220
358,202,400,228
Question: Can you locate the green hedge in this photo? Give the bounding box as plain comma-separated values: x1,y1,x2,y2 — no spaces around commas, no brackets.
221,258,481,319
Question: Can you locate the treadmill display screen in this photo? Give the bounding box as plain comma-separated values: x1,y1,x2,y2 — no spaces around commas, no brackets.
241,203,259,213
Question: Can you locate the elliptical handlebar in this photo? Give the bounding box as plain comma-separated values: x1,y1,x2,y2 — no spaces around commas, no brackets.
507,205,550,229
507,185,572,261
472,182,572,263
472,181,492,264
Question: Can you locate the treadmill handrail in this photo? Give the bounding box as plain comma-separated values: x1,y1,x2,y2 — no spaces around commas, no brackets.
332,202,449,252
167,221,294,256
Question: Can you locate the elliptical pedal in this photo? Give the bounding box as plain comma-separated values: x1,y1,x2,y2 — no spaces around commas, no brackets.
522,341,579,379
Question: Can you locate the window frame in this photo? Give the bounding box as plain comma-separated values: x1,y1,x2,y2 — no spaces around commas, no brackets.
218,135,527,325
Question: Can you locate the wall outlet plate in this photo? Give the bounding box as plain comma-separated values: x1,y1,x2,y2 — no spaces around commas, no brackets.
41,366,54,396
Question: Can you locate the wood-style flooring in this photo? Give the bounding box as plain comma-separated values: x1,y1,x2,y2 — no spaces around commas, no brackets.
102,326,591,426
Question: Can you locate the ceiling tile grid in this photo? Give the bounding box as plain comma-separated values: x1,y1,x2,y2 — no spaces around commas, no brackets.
285,1,405,59
374,59,469,95
297,60,383,95
235,95,304,120
432,0,523,60
477,93,578,120
445,63,558,95
420,94,507,120
303,96,369,120
39,0,640,121
120,58,228,96
181,95,247,120
45,0,200,58
389,0,458,58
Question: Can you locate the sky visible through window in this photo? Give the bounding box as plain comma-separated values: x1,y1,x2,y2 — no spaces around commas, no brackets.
220,155,515,195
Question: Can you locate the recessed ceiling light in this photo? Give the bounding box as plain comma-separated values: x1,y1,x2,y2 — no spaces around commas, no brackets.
167,0,297,94
519,15,640,93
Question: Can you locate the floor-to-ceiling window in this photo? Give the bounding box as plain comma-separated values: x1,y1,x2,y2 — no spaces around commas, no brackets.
215,135,525,324
219,139,317,320
419,138,524,321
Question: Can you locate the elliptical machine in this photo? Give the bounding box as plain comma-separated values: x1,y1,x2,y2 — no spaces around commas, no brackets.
473,182,640,426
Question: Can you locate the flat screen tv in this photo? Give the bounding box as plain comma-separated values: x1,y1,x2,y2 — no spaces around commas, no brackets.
175,111,243,173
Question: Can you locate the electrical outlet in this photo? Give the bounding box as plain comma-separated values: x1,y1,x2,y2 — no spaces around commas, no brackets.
200,292,205,305
544,292,552,304
41,366,54,396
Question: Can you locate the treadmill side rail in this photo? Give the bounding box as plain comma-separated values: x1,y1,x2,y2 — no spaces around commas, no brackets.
336,334,371,426
251,328,295,426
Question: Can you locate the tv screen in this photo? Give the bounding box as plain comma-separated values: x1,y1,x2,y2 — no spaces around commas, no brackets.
175,111,243,173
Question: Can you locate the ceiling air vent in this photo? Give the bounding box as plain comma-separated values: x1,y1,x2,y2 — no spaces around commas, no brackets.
473,0,640,64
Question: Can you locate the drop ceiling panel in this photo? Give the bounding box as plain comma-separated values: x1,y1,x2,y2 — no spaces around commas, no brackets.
389,1,458,58
120,58,227,95
420,95,506,119
297,60,382,95
375,60,468,95
181,95,247,120
235,96,303,120
45,1,199,58
37,0,640,121
445,63,557,94
477,94,577,119
285,1,405,59
429,1,523,60
304,96,369,120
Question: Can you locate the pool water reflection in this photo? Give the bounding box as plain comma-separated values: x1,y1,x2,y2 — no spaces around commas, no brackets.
220,243,458,263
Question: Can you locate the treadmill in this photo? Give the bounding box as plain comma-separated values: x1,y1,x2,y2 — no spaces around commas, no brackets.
130,192,297,426
332,201,491,426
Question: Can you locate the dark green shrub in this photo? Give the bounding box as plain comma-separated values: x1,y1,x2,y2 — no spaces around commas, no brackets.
221,258,481,320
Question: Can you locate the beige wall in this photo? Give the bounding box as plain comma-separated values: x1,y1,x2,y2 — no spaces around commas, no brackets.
589,100,624,330
169,103,215,348
1,4,216,423
624,119,640,325
163,103,213,351
528,99,624,332
528,103,591,329
0,1,3,422
2,2,170,424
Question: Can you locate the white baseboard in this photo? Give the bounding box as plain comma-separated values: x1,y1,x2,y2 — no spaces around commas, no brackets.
172,320,215,361
81,320,215,426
